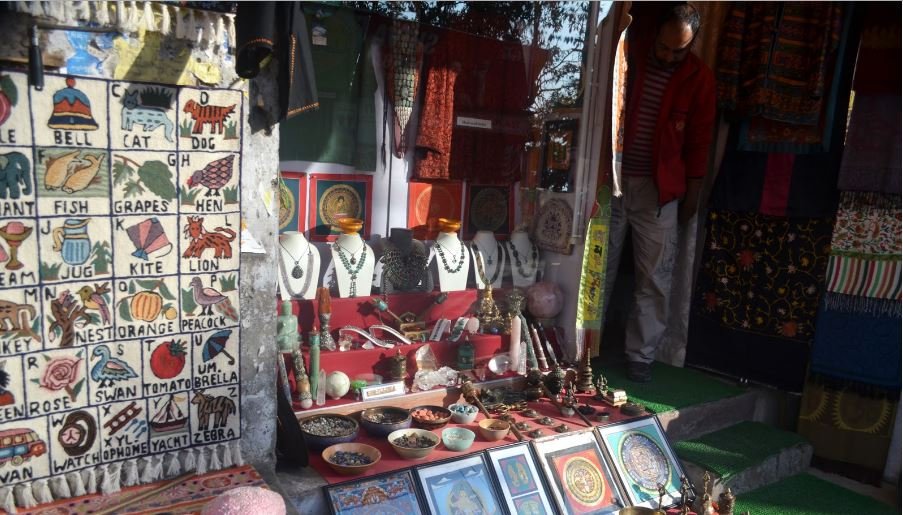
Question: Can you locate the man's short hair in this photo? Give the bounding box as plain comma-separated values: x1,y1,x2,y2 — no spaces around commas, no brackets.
658,2,701,34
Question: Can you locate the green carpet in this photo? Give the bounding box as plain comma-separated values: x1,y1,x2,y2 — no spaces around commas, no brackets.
592,358,745,414
735,474,897,515
673,422,808,480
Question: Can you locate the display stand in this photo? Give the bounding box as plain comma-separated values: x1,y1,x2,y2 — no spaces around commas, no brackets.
471,230,506,289
508,229,541,288
431,228,470,292
323,222,375,298
278,232,320,300
374,228,433,293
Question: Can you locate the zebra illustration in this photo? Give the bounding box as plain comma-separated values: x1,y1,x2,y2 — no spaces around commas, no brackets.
182,100,236,135
191,390,236,430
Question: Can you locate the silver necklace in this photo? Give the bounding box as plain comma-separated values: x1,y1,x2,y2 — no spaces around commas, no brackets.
280,240,313,279
278,246,314,297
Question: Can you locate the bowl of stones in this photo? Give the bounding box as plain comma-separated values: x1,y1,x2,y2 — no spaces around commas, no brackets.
410,405,452,430
447,403,479,424
360,407,412,437
321,443,381,476
300,414,360,451
388,428,441,460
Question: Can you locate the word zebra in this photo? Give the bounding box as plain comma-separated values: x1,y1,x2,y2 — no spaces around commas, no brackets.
121,91,175,142
191,390,236,430
183,100,236,135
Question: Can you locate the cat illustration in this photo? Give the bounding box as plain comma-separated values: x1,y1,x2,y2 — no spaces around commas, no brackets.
121,90,174,142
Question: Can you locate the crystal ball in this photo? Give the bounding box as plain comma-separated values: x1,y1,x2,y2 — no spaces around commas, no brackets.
526,281,564,319
325,371,351,399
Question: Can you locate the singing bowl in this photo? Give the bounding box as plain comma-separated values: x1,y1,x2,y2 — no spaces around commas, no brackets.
437,218,461,233
359,406,412,437
336,217,364,234
478,418,510,441
617,508,666,515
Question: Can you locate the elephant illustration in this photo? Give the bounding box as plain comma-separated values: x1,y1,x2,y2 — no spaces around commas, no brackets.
0,152,31,200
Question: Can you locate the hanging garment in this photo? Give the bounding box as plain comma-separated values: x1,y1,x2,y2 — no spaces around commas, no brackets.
717,2,844,125
235,1,318,120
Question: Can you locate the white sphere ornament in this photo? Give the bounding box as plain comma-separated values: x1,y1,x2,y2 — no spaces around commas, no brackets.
325,371,351,399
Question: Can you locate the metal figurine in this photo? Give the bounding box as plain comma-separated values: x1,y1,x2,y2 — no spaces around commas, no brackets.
524,368,544,401
656,484,667,514
390,348,407,382
576,345,595,393
543,364,566,400
697,471,714,515
475,282,504,334
719,487,735,515
679,476,692,515
594,375,609,400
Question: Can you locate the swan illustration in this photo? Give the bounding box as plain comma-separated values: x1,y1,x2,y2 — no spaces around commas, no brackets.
90,345,138,388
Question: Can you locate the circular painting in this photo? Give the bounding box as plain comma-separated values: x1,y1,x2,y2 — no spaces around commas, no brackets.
533,198,573,253
319,184,362,228
470,187,508,232
278,181,295,231
619,431,671,493
414,185,456,232
563,456,606,507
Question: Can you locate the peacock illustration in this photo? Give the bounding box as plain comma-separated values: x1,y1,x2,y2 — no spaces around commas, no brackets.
90,345,138,388
189,277,238,320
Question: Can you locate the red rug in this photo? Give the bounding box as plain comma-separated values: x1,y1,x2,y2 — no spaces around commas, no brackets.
11,465,267,515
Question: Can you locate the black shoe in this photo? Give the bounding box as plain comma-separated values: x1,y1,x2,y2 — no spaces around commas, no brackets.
627,361,652,383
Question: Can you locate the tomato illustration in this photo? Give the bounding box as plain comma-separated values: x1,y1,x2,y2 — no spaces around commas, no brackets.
150,340,186,379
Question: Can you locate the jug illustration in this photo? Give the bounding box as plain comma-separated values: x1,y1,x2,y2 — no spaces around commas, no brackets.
52,218,92,265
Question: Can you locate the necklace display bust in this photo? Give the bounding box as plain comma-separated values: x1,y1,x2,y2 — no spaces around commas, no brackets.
278,232,319,299
322,219,375,298
429,218,470,292
508,229,540,287
376,228,433,293
470,230,505,289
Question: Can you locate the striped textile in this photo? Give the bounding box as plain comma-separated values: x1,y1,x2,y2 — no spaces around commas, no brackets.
826,255,901,300
622,55,675,175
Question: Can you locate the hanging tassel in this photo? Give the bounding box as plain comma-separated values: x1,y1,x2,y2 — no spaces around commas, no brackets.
115,0,127,29
68,470,86,497
222,442,234,468
202,12,214,50
62,2,77,24
99,464,116,495
141,0,155,31
196,447,208,475
14,483,36,508
174,6,185,39
95,1,110,25
51,475,72,499
232,441,244,466
108,463,123,493
49,1,66,22
226,14,236,48
165,452,182,477
153,456,164,481
160,4,171,35
15,2,30,15
122,459,139,487
187,9,197,45
34,479,53,504
209,444,222,471
138,456,155,484
82,468,98,494
126,0,140,32
183,448,196,472
77,1,92,20
0,487,15,515
213,15,225,53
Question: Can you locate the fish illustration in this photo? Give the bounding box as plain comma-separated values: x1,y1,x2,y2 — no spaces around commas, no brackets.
62,154,104,193
43,150,80,190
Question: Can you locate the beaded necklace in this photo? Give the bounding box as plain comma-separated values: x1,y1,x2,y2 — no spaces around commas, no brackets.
383,241,428,291
508,241,539,278
435,240,466,274
335,243,367,297
471,243,502,285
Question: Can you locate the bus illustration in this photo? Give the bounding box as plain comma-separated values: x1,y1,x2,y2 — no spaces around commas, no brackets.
0,428,46,467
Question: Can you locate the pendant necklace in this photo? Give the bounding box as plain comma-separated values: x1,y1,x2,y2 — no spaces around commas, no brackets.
278,244,314,297
335,242,367,297
435,240,466,274
509,241,539,278
280,240,313,279
471,243,502,284
336,241,364,265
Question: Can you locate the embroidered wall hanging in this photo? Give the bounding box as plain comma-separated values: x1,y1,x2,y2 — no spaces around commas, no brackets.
0,71,242,503
308,174,372,241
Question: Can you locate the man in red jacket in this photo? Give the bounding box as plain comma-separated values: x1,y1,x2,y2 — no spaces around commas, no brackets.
604,3,716,382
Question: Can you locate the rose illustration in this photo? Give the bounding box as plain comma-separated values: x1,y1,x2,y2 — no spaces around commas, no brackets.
38,357,84,401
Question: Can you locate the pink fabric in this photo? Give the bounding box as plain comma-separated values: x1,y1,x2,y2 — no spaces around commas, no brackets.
201,486,285,515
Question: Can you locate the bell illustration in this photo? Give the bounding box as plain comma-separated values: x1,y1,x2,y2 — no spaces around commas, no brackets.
47,77,99,130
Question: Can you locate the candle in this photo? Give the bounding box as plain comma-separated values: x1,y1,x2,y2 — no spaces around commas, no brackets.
309,332,320,399
509,317,521,372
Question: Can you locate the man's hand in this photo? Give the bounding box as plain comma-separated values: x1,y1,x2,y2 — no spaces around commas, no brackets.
679,178,703,224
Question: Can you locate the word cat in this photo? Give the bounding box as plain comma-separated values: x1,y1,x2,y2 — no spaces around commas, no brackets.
182,216,236,259
182,100,235,135
121,90,175,142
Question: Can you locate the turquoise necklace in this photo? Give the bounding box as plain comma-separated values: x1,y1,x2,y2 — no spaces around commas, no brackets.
335,244,366,297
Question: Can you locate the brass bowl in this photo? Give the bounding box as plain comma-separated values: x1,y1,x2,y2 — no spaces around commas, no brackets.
336,217,364,234
437,217,461,233
617,508,665,515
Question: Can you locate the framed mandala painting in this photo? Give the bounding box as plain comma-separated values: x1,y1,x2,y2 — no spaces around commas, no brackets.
596,416,688,509
533,430,625,514
415,454,508,515
325,469,425,515
532,192,574,255
407,181,463,240
486,442,557,515
464,183,513,239
279,170,306,233
308,173,372,241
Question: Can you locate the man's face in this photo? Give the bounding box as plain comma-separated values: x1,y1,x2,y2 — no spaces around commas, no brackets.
654,20,695,68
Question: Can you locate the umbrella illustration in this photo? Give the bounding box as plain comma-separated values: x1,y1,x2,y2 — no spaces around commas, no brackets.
202,329,235,365
126,218,172,261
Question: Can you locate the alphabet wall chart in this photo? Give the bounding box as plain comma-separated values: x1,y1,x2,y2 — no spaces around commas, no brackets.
0,71,242,496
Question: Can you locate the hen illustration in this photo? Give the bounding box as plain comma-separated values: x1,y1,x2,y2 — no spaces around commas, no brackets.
187,155,234,197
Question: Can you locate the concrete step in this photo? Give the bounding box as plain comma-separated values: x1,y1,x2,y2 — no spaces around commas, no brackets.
673,421,813,499
656,387,760,442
